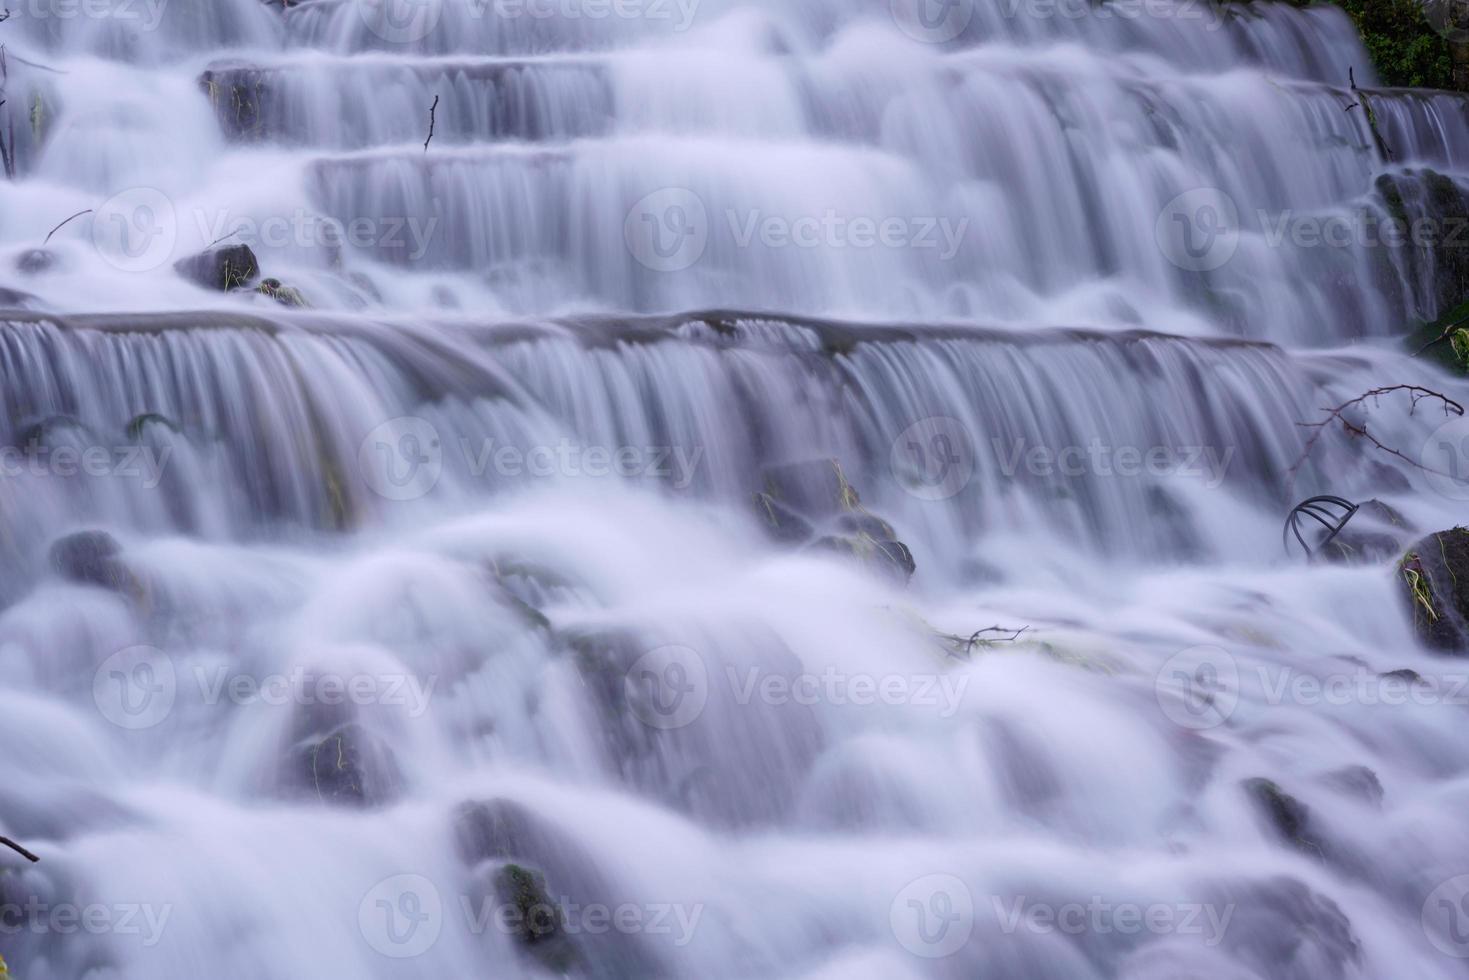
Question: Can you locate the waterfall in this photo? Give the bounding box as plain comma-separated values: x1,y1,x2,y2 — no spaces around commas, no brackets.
2,2,1469,978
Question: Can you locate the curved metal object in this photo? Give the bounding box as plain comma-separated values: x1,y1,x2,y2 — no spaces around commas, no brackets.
1283,495,1360,560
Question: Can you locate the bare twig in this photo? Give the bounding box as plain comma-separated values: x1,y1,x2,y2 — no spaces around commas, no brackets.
964,625,1030,652
0,835,38,863
1289,385,1466,483
43,208,91,244
423,94,439,153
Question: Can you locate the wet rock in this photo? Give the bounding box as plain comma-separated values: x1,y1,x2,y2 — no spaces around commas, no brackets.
1318,499,1413,565
809,532,916,584
174,243,259,291
1196,875,1360,978
1319,765,1384,806
753,492,813,544
199,66,271,141
48,530,136,594
1243,778,1322,856
492,863,578,973
756,458,917,583
15,249,55,275
454,798,655,977
758,458,861,518
256,277,309,308
292,722,401,807
1398,527,1469,652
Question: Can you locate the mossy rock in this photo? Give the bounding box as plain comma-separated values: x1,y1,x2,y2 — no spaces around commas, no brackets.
1399,527,1469,652
492,863,579,973
757,458,918,583
257,278,310,308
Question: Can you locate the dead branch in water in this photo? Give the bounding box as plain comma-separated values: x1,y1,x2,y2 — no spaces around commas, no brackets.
0,835,38,863
43,208,91,244
424,94,439,153
1288,385,1465,483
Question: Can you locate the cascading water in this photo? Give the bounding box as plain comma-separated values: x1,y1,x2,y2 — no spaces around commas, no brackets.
3,0,1469,977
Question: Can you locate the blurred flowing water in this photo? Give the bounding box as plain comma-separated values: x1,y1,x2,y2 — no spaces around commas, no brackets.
2,1,1469,978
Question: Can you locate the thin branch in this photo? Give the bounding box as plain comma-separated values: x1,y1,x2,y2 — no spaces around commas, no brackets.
1288,385,1466,483
423,94,439,153
0,835,38,863
965,624,1029,653
43,208,91,244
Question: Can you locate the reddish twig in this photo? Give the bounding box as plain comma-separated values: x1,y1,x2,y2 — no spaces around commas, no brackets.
1289,385,1465,483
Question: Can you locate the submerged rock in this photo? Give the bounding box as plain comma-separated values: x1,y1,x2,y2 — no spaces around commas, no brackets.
1399,527,1469,652
292,722,401,807
453,798,654,976
492,863,578,973
754,458,918,583
175,244,259,291
49,530,137,594
15,249,56,275
257,278,309,308
199,66,271,141
1318,499,1413,565
1320,765,1385,806
1243,778,1323,857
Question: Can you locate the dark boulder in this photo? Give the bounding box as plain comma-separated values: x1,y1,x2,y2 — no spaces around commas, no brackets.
49,530,136,594
454,798,656,977
174,244,259,291
754,458,918,583
1318,499,1413,565
1399,527,1469,652
16,249,56,275
291,722,401,807
753,492,814,544
1243,778,1323,857
1319,765,1384,807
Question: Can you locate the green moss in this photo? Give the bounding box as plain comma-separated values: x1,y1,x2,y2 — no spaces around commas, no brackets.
1401,552,1440,626
1331,0,1455,89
